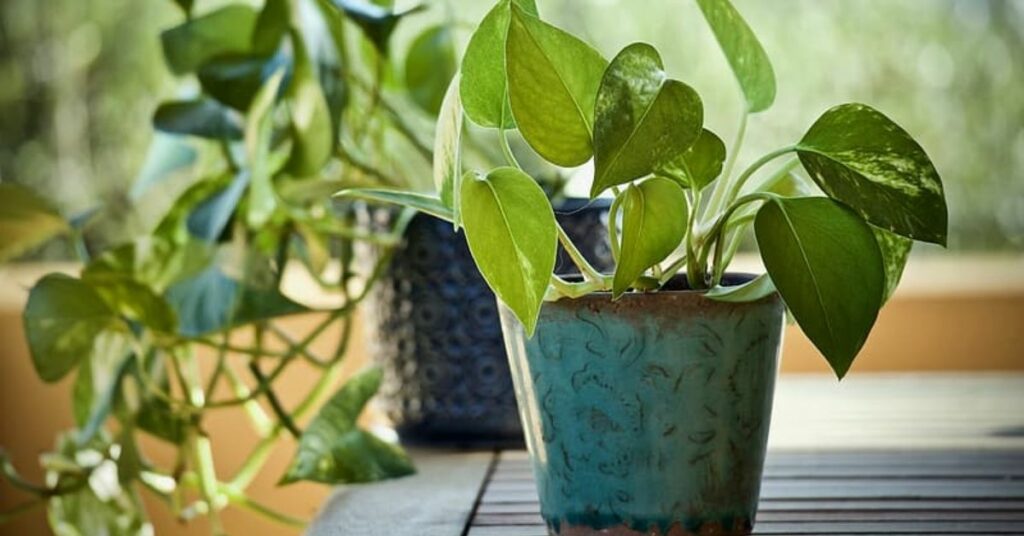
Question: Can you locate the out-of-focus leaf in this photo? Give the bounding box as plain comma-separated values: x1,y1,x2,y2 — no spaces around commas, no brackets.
128,134,198,199
116,425,142,486
198,51,291,111
74,333,133,445
0,183,70,262
23,275,122,383
252,0,290,55
285,36,332,178
83,237,213,293
161,5,259,75
153,99,244,140
246,69,287,226
405,25,457,115
695,0,776,113
326,0,425,53
797,103,948,245
85,275,178,334
132,358,187,445
281,367,414,484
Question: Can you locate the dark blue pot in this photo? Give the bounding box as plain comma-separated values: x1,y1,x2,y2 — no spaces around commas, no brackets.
364,198,612,446
499,275,785,535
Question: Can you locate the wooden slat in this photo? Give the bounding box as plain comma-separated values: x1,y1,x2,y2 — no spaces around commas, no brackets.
307,449,494,536
468,450,1024,535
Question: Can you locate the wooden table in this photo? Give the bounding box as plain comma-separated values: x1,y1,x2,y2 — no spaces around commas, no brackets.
308,374,1024,536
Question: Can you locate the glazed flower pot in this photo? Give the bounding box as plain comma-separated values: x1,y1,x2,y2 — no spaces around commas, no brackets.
498,275,785,535
363,198,612,446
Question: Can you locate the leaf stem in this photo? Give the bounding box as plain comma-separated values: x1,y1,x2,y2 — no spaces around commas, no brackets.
249,360,301,439
228,491,306,527
703,112,748,223
557,223,603,282
499,128,521,169
722,145,798,209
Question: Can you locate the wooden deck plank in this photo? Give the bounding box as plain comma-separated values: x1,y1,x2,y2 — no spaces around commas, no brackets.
307,449,494,536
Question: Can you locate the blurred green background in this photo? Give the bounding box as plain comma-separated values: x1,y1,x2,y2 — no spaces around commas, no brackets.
1,0,1022,252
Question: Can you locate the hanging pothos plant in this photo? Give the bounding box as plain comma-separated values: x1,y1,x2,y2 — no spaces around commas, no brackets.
0,0,465,533
342,0,948,379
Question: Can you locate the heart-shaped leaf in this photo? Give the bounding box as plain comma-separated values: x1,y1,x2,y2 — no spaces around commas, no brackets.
506,4,607,167
796,103,948,245
459,0,538,128
23,274,122,383
252,0,290,55
161,5,259,75
874,227,913,304
286,36,333,178
755,197,884,378
460,167,557,335
592,43,702,196
282,367,414,484
658,128,726,190
613,177,688,297
433,75,463,222
695,0,776,113
405,25,457,115
0,183,69,262
153,99,244,140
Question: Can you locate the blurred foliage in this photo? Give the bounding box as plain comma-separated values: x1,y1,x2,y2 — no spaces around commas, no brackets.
1,0,1023,253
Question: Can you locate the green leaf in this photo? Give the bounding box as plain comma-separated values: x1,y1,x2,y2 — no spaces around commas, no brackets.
705,273,776,303
695,0,776,113
161,5,259,75
252,0,290,55
874,227,913,304
0,183,70,262
336,188,454,222
405,25,457,115
459,0,538,128
246,69,286,227
153,99,244,140
286,36,333,178
197,52,290,111
433,74,463,221
755,197,884,378
116,425,142,486
23,274,121,383
327,0,425,53
132,358,187,444
796,103,948,245
172,0,193,16
612,177,688,297
658,128,726,190
592,43,703,195
75,334,133,445
165,256,308,337
83,237,213,293
85,275,179,334
460,167,557,335
282,367,414,484
506,4,607,167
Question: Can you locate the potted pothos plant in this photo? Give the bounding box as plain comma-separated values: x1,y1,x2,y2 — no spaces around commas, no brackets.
343,0,949,534
0,0,456,533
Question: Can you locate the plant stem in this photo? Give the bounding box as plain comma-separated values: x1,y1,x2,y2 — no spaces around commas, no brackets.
221,363,273,435
191,435,225,536
549,275,608,299
699,192,778,285
722,146,798,209
228,491,306,528
557,223,603,282
249,361,301,439
499,128,521,169
703,112,748,223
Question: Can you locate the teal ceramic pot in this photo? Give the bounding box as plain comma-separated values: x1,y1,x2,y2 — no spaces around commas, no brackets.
498,275,785,536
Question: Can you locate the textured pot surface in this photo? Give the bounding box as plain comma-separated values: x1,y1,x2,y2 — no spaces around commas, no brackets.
499,277,785,535
363,199,612,446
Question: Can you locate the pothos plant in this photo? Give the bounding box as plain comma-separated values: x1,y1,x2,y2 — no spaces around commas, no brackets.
343,0,948,379
0,0,466,533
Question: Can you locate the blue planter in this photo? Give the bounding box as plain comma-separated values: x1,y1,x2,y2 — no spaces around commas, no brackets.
364,199,612,446
499,275,785,535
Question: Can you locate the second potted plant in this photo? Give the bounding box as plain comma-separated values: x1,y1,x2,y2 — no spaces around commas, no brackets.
343,0,948,533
